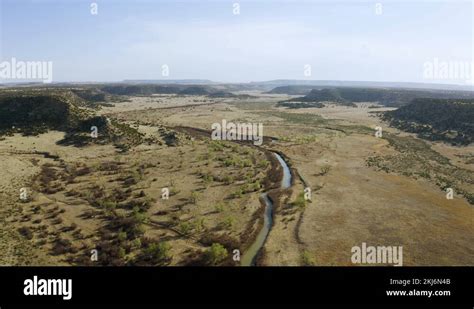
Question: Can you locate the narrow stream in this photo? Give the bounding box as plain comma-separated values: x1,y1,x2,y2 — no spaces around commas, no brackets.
241,152,292,266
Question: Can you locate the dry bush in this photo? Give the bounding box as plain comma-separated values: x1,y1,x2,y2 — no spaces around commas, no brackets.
18,227,33,240
52,238,73,255
75,166,92,176
51,217,63,225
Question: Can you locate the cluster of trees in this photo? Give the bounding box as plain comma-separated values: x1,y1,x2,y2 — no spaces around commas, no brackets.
0,91,146,149
382,98,474,145
0,93,108,137
276,101,324,109
71,88,107,103
274,86,474,107
0,94,71,134
100,84,224,96
284,88,354,107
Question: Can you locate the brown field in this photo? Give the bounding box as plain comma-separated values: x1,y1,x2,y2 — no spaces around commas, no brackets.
1,93,472,266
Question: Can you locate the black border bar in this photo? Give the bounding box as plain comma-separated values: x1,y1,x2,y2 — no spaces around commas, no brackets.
0,266,472,306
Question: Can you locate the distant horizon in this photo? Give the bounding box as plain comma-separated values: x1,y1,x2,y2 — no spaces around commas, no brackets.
2,78,473,92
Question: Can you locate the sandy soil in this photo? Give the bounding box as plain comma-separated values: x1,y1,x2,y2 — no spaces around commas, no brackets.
99,95,224,114
1,93,472,266
0,124,267,265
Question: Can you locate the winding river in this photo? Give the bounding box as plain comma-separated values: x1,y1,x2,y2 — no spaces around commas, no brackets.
241,152,292,266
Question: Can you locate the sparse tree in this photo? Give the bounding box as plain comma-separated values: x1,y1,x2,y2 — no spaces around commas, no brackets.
205,243,228,266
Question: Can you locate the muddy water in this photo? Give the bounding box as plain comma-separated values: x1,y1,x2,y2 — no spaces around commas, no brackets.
241,152,291,266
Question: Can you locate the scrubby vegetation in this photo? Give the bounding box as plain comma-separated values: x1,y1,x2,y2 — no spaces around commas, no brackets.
283,88,355,107
381,98,474,145
0,90,145,149
99,84,230,97
204,243,228,265
367,133,474,205
271,86,474,107
301,250,315,266
276,101,324,109
292,192,307,210
6,119,273,266
71,88,107,104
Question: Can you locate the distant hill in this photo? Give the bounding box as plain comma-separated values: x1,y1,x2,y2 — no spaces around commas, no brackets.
275,87,474,107
0,91,108,136
0,95,74,133
276,102,324,109
99,84,223,96
381,98,474,145
100,84,185,96
122,79,215,85
297,89,352,104
257,80,474,91
207,91,255,99
268,85,320,95
207,91,235,98
178,86,211,95
97,84,256,99
71,88,107,102
0,91,143,148
4,79,474,92
279,88,355,107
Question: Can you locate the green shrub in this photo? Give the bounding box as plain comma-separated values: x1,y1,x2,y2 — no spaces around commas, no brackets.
301,250,315,266
189,191,200,204
320,165,331,176
178,222,192,236
205,243,228,265
142,242,172,265
193,218,206,233
293,192,307,209
215,202,225,213
117,231,127,242
118,247,126,259
202,173,214,186
232,187,244,199
257,159,269,168
222,217,234,229
223,175,234,185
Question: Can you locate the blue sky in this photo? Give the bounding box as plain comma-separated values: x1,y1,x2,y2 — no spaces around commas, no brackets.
0,0,472,83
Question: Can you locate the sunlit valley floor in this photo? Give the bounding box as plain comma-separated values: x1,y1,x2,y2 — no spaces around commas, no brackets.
0,89,472,266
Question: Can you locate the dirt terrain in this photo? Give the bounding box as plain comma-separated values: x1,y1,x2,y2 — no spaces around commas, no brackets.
0,93,472,266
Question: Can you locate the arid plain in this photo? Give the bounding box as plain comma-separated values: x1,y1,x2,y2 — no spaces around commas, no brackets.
1,92,473,266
